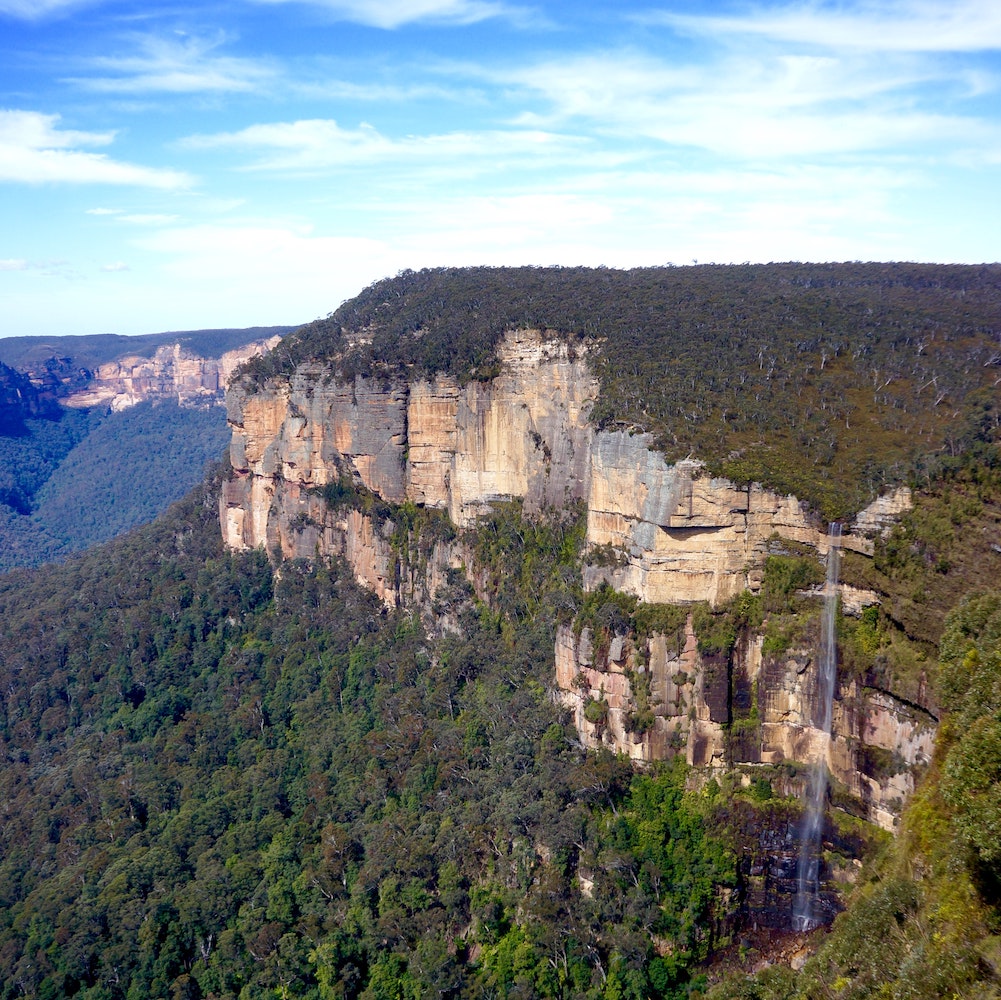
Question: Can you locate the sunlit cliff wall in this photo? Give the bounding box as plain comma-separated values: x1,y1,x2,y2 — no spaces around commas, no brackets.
64,336,282,411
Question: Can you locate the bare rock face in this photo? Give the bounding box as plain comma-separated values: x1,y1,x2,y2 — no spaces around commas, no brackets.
223,331,598,595
555,611,935,832
221,327,928,830
63,337,282,411
851,487,913,539
583,438,839,606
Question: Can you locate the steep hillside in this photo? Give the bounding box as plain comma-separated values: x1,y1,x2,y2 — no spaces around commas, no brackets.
0,264,999,998
0,467,794,999
0,403,231,570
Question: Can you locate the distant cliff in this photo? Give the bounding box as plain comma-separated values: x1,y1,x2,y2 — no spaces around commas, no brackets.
63,336,282,411
0,360,59,430
0,330,287,570
222,328,931,831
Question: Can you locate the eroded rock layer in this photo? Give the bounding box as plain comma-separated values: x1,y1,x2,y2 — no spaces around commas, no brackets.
64,336,282,411
554,618,935,831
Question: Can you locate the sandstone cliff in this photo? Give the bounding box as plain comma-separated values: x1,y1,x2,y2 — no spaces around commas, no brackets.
64,336,282,411
221,328,927,829
554,616,934,832
0,361,58,427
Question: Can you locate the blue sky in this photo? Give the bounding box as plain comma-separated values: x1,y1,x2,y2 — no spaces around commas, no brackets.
2,0,1000,337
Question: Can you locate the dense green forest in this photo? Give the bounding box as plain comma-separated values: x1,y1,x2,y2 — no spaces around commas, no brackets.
239,263,1001,518
0,455,997,998
0,401,230,570
0,467,759,999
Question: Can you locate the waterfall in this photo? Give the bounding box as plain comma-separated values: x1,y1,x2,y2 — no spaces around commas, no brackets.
792,522,842,932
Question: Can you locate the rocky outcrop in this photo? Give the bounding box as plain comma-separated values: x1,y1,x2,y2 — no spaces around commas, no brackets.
583,439,845,606
63,337,281,411
223,331,598,596
0,361,58,430
553,612,936,831
221,327,927,832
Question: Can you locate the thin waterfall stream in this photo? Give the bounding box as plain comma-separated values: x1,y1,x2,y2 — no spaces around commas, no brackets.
792,522,842,932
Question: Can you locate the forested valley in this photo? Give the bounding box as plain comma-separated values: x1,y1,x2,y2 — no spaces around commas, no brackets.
0,401,229,570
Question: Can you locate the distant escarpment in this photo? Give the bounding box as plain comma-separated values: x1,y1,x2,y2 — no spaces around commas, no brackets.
62,335,282,411
0,329,290,570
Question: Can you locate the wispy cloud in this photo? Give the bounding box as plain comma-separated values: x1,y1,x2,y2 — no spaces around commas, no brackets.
68,33,278,94
0,256,71,273
120,213,179,224
0,109,191,187
249,0,539,30
99,261,130,271
179,117,596,172
647,0,1001,53
0,0,100,21
135,222,399,323
484,46,1000,161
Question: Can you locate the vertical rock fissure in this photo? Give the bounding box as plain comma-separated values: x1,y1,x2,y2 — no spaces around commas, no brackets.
792,522,842,931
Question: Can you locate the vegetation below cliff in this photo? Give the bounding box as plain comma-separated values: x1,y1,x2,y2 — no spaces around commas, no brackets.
237,263,1001,519
0,469,788,999
707,592,1001,1000
0,455,998,997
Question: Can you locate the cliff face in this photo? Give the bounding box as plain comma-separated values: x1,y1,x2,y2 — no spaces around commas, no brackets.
222,328,929,830
64,337,281,411
224,330,846,596
0,361,58,429
554,618,934,832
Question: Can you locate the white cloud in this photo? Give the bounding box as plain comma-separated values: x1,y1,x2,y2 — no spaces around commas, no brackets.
180,117,595,172
135,222,402,322
0,109,192,187
86,206,122,215
69,33,278,94
249,0,536,30
120,213,179,224
0,108,113,148
100,261,130,271
651,0,1001,53
0,258,28,270
374,161,910,266
485,47,1001,161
